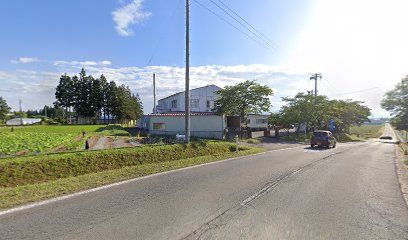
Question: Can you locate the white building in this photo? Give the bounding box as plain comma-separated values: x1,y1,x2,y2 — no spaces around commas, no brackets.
6,118,42,126
247,114,269,130
149,113,225,139
156,85,222,113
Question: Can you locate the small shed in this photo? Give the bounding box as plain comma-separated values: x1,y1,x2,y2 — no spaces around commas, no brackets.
247,114,269,131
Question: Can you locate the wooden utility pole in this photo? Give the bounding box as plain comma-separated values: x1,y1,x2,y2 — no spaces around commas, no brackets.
309,73,322,132
310,73,322,97
185,0,190,143
153,73,156,114
19,99,23,125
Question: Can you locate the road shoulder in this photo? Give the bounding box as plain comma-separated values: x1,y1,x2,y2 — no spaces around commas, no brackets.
395,144,408,207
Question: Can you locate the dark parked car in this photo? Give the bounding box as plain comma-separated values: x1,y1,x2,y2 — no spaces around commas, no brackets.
310,130,336,148
379,135,392,140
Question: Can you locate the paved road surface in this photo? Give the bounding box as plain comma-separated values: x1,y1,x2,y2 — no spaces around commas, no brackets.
1,130,407,239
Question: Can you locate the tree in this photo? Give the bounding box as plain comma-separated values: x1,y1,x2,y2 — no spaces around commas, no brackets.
53,69,144,124
99,74,109,123
111,85,143,123
0,96,11,122
381,76,408,130
279,93,371,134
214,80,273,125
269,112,292,137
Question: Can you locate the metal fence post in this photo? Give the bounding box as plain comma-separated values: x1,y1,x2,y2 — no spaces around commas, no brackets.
236,135,239,152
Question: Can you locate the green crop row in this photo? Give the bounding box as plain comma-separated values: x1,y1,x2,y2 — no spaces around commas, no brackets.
0,125,105,134
0,142,249,187
0,132,82,156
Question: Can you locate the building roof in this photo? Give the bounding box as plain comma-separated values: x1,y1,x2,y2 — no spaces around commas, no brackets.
157,85,222,102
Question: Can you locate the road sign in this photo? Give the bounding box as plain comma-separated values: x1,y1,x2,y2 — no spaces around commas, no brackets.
330,119,335,131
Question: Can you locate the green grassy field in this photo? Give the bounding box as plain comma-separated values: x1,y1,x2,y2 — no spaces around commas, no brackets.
0,132,83,156
0,125,105,134
0,125,132,157
349,124,384,139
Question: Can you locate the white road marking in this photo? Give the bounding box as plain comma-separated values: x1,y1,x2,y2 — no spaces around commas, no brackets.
0,145,305,216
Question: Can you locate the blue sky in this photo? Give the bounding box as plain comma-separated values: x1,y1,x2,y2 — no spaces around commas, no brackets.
1,0,407,117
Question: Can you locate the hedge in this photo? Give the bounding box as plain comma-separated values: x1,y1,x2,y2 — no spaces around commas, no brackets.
0,142,248,187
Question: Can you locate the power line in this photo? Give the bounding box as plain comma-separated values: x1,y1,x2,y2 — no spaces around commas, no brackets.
192,0,274,51
207,0,277,50
146,0,183,66
330,87,380,97
216,0,280,49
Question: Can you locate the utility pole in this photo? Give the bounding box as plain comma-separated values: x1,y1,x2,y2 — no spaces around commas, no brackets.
309,73,322,132
185,0,190,143
153,73,156,114
44,106,47,118
309,73,322,97
19,99,23,125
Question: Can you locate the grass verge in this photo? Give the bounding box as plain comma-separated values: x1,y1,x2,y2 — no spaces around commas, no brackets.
0,142,245,187
0,147,263,210
349,124,384,139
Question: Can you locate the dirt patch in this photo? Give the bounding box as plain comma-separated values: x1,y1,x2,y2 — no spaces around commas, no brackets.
90,137,111,150
112,138,132,149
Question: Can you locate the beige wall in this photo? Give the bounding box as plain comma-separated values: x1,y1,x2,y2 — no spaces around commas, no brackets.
149,115,225,139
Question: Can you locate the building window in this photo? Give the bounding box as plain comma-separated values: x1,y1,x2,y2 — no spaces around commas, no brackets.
153,123,165,130
206,100,211,108
191,99,199,108
171,100,177,108
256,119,268,124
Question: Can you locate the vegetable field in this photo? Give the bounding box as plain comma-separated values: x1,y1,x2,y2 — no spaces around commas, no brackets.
0,125,104,134
0,132,83,156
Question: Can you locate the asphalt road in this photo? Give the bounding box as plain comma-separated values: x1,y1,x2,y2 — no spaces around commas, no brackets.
1,132,407,239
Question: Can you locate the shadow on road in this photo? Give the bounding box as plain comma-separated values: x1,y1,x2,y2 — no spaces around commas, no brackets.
303,146,333,151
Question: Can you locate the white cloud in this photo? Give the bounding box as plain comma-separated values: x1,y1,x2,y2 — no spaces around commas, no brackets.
81,64,307,114
2,62,391,117
53,60,112,67
10,57,39,64
112,0,151,37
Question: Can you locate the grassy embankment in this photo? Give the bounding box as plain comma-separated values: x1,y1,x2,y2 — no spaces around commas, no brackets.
394,130,408,163
0,141,263,209
281,124,384,143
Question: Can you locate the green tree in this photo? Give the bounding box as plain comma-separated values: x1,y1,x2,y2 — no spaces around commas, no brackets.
0,96,11,122
381,76,408,130
54,69,143,124
269,112,292,137
111,85,143,123
214,80,273,125
99,74,109,122
280,93,327,133
279,93,371,133
105,81,118,123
